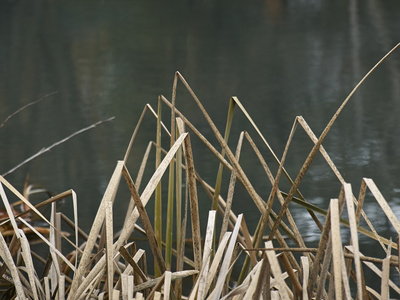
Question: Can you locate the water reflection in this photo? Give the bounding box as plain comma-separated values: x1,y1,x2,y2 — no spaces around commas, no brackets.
1,0,400,265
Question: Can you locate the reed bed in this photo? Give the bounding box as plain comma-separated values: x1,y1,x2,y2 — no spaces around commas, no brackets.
1,43,400,299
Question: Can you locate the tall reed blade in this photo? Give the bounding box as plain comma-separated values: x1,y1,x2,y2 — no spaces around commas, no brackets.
219,132,243,244
174,117,185,299
105,198,114,299
19,230,40,300
122,165,166,274
68,161,124,299
381,256,391,300
211,214,243,300
263,240,291,299
364,178,400,234
301,256,310,300
165,139,176,271
155,96,163,277
0,231,25,299
212,98,236,211
198,210,217,300
165,72,179,271
0,182,21,239
175,117,185,263
330,198,343,300
183,134,202,272
343,183,363,300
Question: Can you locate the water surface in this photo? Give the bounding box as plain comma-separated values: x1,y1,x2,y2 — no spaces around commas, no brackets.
1,0,400,277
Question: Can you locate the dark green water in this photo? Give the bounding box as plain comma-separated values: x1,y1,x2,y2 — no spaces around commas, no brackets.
1,0,400,292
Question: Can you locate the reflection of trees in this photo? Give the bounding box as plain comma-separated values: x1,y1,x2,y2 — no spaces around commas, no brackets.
1,0,400,226
155,0,400,201
3,1,77,112
1,1,72,179
0,1,108,224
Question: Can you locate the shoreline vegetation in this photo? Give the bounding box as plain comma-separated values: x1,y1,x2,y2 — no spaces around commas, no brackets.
1,43,400,299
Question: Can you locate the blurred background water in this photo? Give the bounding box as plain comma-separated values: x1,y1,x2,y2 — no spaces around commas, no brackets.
1,0,400,287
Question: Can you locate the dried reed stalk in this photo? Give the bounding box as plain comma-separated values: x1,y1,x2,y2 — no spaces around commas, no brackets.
2,43,400,299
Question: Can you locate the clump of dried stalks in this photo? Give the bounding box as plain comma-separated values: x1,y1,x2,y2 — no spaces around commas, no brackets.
1,43,400,300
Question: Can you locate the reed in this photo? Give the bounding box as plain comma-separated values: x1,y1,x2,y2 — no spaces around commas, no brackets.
1,43,400,299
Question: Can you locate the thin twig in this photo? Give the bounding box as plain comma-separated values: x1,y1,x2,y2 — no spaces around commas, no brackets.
2,116,115,176
0,92,58,129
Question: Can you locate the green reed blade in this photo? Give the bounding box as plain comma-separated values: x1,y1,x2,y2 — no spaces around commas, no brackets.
212,98,235,211
175,118,185,274
155,96,163,277
165,75,179,271
165,161,175,271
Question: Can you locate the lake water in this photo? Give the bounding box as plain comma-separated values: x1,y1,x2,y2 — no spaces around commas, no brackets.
1,0,400,288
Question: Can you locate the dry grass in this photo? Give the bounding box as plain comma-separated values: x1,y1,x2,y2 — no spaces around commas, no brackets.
1,42,400,299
